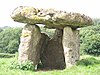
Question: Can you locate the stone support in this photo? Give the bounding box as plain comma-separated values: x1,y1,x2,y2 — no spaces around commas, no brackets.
18,24,41,66
62,26,80,68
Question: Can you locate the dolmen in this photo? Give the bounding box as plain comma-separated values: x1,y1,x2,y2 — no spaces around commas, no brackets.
11,6,93,70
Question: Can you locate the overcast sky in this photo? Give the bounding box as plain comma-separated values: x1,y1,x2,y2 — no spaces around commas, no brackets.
0,0,100,27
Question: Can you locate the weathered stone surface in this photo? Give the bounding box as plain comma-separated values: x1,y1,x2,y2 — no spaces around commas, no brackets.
39,33,50,54
41,29,65,69
11,6,93,29
18,24,41,66
62,26,80,68
73,30,80,61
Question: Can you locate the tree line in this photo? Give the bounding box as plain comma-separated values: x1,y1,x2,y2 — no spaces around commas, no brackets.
0,27,22,53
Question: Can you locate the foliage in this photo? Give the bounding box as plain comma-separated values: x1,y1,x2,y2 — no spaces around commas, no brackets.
80,25,100,56
40,26,55,38
0,27,22,54
10,60,35,71
0,53,15,58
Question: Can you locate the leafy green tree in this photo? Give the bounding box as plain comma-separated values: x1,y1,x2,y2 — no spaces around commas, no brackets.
0,27,22,54
80,25,100,56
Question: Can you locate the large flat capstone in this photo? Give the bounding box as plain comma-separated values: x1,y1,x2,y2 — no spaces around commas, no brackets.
11,6,93,29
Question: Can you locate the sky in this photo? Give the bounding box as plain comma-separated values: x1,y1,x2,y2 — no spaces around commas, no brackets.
0,0,100,27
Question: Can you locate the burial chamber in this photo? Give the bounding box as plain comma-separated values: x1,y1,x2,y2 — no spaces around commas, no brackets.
11,6,93,70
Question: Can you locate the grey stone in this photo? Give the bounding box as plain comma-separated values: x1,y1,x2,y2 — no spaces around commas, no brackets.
18,24,41,66
11,6,93,29
73,30,80,61
62,26,80,68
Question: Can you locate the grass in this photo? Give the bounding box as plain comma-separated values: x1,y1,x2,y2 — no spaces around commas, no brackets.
0,55,100,75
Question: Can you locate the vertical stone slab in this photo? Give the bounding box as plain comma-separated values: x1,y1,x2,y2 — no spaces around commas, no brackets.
41,29,65,69
18,24,41,66
73,30,80,61
62,26,80,68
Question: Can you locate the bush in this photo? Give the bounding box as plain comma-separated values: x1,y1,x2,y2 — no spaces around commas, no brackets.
10,60,35,71
40,26,55,38
80,25,100,56
0,27,22,54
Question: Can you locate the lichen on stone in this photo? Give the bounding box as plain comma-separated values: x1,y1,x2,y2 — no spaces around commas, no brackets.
11,6,93,29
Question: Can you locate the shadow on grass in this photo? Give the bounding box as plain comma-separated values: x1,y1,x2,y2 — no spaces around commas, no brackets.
0,53,15,58
76,57,100,66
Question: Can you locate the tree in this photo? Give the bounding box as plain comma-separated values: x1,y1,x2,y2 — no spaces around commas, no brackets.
80,25,100,56
0,27,22,54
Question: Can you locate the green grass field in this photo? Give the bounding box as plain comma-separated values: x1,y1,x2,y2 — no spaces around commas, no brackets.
0,55,100,75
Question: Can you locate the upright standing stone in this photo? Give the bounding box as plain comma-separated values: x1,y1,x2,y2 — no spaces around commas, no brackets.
62,26,80,68
18,24,41,66
41,29,65,69
73,30,80,61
